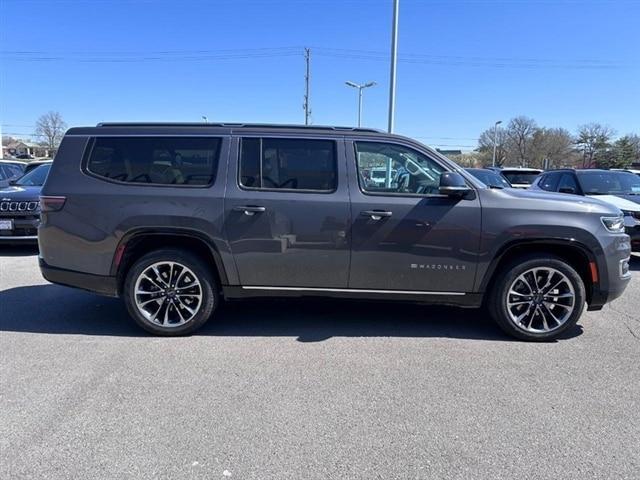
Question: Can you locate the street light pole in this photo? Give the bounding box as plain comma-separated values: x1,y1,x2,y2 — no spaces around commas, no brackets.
358,87,363,127
345,81,377,127
387,0,399,134
492,120,502,167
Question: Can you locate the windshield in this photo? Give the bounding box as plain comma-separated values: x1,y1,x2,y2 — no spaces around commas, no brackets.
578,171,640,195
16,164,51,186
469,170,511,188
501,172,540,185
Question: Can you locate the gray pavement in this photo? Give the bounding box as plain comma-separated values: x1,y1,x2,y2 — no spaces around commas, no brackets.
1,247,639,479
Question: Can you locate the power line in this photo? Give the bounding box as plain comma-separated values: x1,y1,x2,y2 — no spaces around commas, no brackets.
1,46,631,70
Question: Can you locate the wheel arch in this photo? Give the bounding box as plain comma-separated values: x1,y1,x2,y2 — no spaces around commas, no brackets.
479,239,598,305
111,228,229,296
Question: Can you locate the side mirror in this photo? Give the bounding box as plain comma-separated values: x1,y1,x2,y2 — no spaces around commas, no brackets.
439,172,471,197
559,186,576,194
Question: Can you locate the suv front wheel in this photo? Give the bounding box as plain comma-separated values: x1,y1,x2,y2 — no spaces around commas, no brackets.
489,254,586,341
123,249,218,336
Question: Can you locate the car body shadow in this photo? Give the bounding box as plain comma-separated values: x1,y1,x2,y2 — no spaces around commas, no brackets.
0,284,583,342
0,245,39,257
629,254,640,271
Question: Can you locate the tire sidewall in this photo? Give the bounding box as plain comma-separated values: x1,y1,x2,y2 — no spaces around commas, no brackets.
124,249,217,336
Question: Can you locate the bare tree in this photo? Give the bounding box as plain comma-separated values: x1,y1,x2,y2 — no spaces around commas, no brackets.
477,126,508,167
530,127,574,169
455,151,483,168
35,111,67,152
575,123,615,168
505,116,537,167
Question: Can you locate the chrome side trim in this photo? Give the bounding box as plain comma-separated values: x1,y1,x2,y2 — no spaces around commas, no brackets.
242,286,465,296
0,235,38,240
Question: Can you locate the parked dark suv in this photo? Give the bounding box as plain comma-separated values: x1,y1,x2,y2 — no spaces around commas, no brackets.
531,169,640,251
39,123,632,341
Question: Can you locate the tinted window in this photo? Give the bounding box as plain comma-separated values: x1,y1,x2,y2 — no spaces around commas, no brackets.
558,173,579,193
467,169,511,188
16,164,51,186
239,138,336,191
538,172,561,191
355,142,445,195
87,137,221,186
502,171,540,185
0,164,23,180
577,171,640,195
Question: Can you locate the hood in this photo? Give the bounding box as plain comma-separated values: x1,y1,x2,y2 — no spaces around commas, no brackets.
487,187,621,215
613,193,640,206
0,185,43,202
586,194,640,212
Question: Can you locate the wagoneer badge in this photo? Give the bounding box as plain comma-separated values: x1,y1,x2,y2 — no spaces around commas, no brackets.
411,263,467,271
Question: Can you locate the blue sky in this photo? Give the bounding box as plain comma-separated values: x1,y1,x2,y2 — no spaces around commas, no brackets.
1,0,639,150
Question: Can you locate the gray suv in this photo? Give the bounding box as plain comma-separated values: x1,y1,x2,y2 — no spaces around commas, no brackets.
38,123,632,341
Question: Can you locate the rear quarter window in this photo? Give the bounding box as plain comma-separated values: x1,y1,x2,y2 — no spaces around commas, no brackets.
86,137,221,186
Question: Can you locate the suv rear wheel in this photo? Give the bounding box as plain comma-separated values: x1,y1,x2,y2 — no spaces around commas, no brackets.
123,249,218,335
488,254,586,341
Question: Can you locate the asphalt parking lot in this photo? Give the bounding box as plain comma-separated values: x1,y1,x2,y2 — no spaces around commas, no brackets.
1,247,639,480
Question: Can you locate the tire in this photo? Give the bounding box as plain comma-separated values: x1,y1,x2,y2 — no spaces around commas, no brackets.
123,248,218,336
488,254,586,341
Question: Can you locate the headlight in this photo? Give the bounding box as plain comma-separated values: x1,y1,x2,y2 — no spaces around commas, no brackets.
601,215,625,233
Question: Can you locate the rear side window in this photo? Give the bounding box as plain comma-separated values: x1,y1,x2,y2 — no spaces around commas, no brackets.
239,138,337,191
87,137,221,186
0,164,22,180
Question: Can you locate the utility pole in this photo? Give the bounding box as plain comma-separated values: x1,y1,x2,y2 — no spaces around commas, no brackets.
303,48,311,125
387,0,399,134
492,120,502,167
345,81,377,127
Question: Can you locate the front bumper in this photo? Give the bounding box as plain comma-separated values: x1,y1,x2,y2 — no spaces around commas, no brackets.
587,233,632,310
39,257,119,297
0,214,39,242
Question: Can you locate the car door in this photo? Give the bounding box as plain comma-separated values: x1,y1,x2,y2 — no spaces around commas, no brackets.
224,135,351,288
347,139,481,293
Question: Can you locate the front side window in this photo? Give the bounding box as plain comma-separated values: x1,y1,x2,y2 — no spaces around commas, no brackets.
87,137,221,186
239,138,336,191
355,142,445,195
558,173,579,193
538,172,561,191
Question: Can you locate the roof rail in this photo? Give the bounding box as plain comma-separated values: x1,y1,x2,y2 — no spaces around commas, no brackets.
96,122,384,133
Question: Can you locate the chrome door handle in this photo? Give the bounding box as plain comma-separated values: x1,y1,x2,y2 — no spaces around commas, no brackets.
234,205,266,216
361,210,392,221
